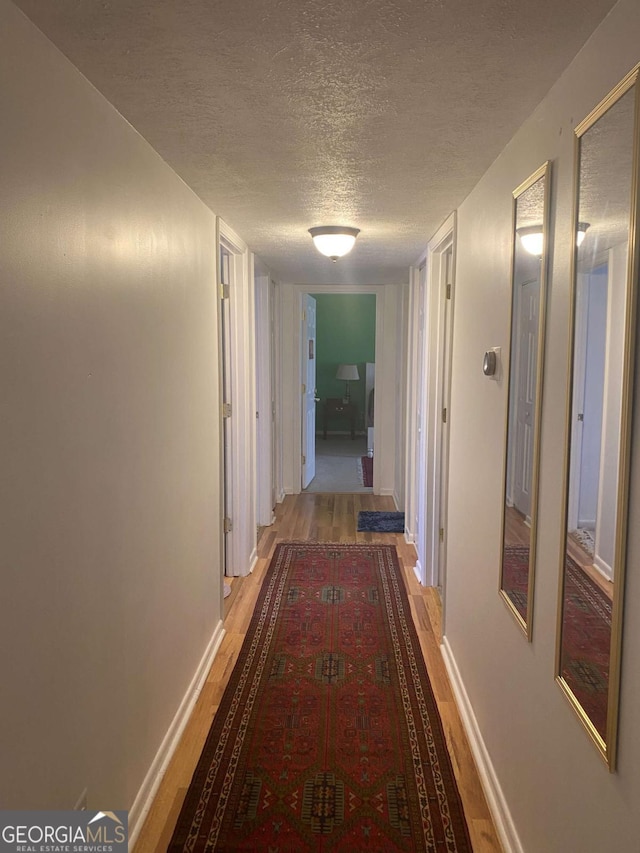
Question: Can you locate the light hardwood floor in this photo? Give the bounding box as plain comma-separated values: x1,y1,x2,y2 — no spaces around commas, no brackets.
503,505,530,548
134,493,503,853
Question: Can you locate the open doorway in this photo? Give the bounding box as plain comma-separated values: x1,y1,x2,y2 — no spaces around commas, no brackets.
302,293,376,493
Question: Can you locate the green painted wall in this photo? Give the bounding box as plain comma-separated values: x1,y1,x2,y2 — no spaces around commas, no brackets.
311,293,376,432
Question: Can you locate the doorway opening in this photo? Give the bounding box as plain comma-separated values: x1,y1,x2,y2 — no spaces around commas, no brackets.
302,293,377,493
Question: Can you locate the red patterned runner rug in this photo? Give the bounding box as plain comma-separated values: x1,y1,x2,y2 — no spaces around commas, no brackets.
361,456,373,487
169,543,472,852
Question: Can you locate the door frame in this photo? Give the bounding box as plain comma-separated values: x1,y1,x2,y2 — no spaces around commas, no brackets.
218,219,257,577
301,294,317,489
403,260,428,578
425,214,456,598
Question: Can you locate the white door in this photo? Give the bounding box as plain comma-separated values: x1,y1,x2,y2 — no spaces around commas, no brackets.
512,277,540,521
578,267,607,527
302,295,317,488
569,266,608,530
414,265,427,567
254,271,274,527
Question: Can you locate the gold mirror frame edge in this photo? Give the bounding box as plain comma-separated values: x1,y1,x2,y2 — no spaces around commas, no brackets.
555,62,640,772
498,160,552,642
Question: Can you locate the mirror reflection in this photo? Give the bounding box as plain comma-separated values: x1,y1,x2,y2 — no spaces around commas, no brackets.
558,74,638,766
500,165,549,638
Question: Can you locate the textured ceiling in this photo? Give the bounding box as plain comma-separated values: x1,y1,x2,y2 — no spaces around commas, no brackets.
13,0,618,284
579,84,635,260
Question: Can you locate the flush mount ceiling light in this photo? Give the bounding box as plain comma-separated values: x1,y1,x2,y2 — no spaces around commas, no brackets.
308,226,360,261
516,225,545,257
517,221,590,257
576,221,590,247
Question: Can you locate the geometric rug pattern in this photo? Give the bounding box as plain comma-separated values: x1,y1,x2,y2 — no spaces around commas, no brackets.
361,456,374,487
169,543,472,851
560,554,612,742
501,544,531,620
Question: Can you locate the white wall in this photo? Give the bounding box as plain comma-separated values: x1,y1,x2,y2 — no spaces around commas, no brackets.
444,0,640,849
0,0,223,820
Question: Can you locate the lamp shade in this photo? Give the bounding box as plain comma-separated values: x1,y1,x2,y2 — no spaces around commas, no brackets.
336,364,359,381
309,226,360,261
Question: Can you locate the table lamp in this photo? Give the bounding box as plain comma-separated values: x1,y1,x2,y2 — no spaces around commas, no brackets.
336,364,359,404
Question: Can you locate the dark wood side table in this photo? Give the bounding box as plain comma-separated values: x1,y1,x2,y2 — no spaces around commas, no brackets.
322,398,358,440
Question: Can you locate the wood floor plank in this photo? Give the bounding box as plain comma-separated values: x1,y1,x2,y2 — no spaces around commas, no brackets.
133,493,503,853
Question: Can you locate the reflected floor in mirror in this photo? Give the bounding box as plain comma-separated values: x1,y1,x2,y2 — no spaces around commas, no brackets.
501,545,530,621
560,555,612,741
501,507,531,620
567,533,614,600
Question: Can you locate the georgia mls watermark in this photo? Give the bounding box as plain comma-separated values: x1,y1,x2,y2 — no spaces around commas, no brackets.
0,812,127,853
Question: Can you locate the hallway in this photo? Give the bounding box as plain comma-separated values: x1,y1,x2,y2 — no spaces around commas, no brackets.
135,494,501,852
5,3,640,851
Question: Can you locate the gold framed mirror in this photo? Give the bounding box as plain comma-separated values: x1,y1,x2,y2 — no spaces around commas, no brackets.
557,65,640,769
499,162,551,639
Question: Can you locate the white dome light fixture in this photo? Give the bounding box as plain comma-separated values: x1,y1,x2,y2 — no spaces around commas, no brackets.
576,221,590,247
309,226,360,261
516,225,544,257
517,221,590,257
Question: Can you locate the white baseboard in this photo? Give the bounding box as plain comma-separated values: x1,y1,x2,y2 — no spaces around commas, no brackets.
441,637,524,853
594,553,613,581
315,430,366,437
128,620,226,848
404,530,415,544
413,560,423,585
380,487,395,497
248,546,258,575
